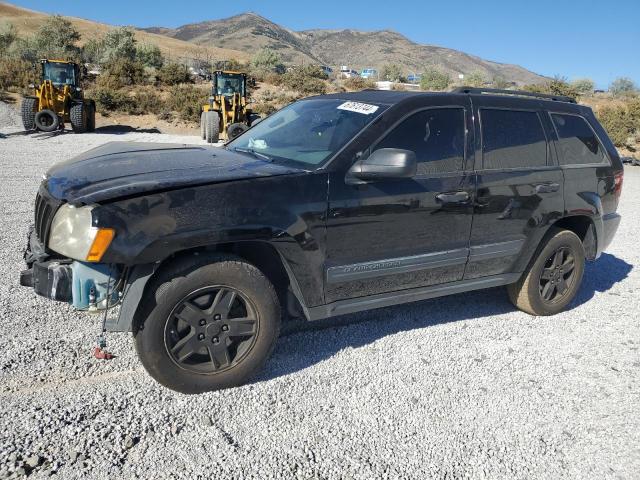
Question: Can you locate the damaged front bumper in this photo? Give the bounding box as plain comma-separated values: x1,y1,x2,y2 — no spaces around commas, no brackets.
20,227,120,310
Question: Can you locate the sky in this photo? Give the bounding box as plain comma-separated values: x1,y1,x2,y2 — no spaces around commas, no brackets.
8,0,640,88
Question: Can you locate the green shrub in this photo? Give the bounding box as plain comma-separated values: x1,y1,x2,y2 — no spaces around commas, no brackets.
523,76,579,100
91,87,132,112
596,105,635,147
165,84,208,122
571,78,595,95
158,63,192,86
381,64,404,83
281,66,327,95
0,21,17,56
101,58,146,87
101,27,137,64
610,77,637,97
31,15,81,61
127,88,164,115
420,68,451,91
250,48,283,75
136,43,164,69
465,71,486,88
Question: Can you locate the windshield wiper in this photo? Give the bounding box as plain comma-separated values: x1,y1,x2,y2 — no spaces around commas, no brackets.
232,147,273,162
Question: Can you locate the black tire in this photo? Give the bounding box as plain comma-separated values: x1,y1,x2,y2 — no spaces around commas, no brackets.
205,111,220,143
70,102,87,133
507,228,585,316
134,254,281,394
227,122,249,140
34,109,59,132
21,97,38,131
200,111,206,140
86,101,96,132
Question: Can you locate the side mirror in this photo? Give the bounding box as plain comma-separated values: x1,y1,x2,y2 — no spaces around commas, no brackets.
348,148,417,182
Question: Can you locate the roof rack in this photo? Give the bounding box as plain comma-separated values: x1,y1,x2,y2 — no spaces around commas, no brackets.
452,86,576,104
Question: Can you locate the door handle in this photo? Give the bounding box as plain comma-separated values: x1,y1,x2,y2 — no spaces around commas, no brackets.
435,191,470,204
535,183,560,194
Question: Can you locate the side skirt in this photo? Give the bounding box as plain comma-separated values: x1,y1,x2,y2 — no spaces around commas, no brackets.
306,273,521,321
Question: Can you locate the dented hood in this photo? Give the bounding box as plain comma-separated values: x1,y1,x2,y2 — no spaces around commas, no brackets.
44,142,303,204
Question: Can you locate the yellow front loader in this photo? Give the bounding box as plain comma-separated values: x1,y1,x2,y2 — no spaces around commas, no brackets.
200,70,260,143
21,59,95,133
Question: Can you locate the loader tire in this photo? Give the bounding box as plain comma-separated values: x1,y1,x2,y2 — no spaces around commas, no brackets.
200,111,206,140
227,122,248,140
21,97,38,131
70,102,88,133
34,110,59,132
86,101,96,132
205,111,220,144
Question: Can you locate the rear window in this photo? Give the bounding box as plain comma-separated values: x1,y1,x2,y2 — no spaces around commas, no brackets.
481,109,548,169
551,113,607,166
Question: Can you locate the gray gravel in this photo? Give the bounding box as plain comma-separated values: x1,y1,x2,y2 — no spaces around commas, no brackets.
1,105,640,479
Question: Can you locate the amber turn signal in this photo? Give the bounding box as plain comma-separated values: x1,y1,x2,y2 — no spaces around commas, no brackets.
86,228,115,262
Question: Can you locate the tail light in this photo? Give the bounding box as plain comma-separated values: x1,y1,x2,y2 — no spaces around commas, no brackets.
614,170,624,209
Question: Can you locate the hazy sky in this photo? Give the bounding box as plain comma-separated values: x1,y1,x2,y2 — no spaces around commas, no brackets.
10,0,640,88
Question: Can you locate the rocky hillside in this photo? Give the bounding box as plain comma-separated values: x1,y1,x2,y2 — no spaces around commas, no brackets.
143,12,547,85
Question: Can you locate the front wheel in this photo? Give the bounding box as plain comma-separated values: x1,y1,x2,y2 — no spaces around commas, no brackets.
134,254,280,394
508,228,585,316
204,111,220,143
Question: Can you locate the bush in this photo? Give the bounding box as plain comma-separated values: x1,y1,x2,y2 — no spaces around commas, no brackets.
571,78,595,95
281,66,327,95
342,76,376,91
491,76,511,89
465,71,486,87
100,58,146,87
127,88,163,115
250,48,283,75
0,21,17,56
523,76,579,100
158,63,192,86
91,87,132,112
165,84,208,122
420,68,451,91
610,77,637,97
596,105,636,147
380,64,404,83
101,27,137,64
31,15,81,60
0,57,34,91
136,43,164,69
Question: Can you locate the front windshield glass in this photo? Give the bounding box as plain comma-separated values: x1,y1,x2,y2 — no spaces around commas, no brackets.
43,62,75,86
216,73,245,96
227,98,387,168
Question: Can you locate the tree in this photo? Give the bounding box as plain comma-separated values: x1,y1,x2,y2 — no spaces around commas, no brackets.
32,15,81,59
0,21,17,56
420,68,451,91
250,48,282,73
609,77,637,96
523,76,579,99
101,27,137,64
381,64,404,82
136,43,164,69
571,78,595,95
465,70,486,88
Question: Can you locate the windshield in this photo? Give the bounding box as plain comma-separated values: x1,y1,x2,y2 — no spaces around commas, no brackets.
216,73,245,96
43,62,76,86
227,98,387,168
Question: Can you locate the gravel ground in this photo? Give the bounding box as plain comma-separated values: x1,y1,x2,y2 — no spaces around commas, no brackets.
1,109,639,479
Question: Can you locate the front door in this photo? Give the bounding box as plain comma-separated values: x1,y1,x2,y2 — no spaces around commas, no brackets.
325,98,475,303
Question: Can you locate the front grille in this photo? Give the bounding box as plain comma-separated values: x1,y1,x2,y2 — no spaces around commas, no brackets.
34,186,60,245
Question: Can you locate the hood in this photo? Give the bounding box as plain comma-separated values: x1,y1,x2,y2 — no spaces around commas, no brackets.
45,142,304,204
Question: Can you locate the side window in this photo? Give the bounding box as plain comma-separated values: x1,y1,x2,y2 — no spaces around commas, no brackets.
551,113,606,165
481,109,548,169
375,108,465,175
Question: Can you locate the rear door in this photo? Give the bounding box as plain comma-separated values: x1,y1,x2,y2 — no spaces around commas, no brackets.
465,96,564,279
325,96,475,302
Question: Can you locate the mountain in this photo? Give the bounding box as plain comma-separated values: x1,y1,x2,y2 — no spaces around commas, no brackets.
0,2,249,62
143,12,546,85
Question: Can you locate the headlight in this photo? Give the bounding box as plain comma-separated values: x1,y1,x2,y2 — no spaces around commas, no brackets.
48,204,115,262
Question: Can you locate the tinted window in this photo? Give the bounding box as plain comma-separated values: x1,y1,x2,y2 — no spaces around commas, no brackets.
375,108,465,174
481,109,547,169
551,113,606,165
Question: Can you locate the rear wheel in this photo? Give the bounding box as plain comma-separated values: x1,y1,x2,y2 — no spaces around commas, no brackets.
200,111,206,140
227,122,249,140
508,228,585,316
134,254,281,394
70,102,88,133
205,111,220,143
21,97,38,131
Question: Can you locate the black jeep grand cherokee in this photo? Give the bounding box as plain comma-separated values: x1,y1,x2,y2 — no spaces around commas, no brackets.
21,88,623,393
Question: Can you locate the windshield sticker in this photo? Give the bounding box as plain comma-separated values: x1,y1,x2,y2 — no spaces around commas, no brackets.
337,101,379,115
